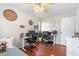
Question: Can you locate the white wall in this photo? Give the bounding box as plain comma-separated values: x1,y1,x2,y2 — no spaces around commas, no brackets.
40,10,76,45
45,10,76,45
61,16,75,45
54,10,76,45
52,16,61,44
0,4,34,47
76,9,79,33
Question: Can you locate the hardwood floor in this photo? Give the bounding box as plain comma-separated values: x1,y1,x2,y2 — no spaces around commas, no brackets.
20,43,66,56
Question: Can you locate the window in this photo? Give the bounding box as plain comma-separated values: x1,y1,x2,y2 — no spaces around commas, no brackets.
41,22,50,31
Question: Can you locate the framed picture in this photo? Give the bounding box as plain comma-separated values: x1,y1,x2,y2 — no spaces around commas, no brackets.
20,25,25,28
28,20,33,26
34,25,38,30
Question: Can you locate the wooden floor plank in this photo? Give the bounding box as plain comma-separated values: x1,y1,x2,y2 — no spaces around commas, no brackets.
20,43,66,56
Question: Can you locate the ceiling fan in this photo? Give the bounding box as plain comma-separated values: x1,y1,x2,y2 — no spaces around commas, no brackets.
32,3,55,12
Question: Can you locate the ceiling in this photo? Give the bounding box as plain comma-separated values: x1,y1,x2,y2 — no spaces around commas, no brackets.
1,3,79,19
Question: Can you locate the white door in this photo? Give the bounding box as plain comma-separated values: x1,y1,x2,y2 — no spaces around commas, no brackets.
61,16,75,45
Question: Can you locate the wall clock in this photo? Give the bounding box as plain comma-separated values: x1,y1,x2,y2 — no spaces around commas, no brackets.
3,9,17,21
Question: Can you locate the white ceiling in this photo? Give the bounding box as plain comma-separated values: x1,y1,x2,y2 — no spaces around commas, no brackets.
14,3,79,18
1,3,79,18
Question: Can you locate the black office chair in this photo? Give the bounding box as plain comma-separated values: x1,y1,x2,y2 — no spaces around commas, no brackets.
25,32,38,44
42,31,53,45
52,30,57,44
24,33,38,52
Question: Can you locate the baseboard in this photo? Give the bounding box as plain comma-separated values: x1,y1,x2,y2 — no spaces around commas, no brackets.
55,43,66,47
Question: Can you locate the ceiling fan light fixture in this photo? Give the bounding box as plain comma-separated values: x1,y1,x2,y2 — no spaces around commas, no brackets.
33,3,48,12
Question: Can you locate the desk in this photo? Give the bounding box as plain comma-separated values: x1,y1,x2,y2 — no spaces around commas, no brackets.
23,36,31,39
22,36,32,48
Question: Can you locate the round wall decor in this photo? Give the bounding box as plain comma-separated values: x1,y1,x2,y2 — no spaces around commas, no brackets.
29,20,33,25
3,9,17,21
